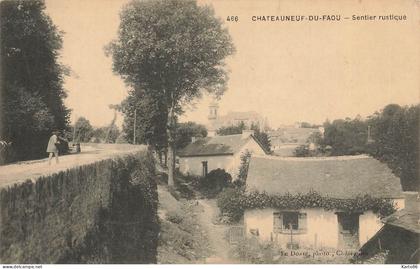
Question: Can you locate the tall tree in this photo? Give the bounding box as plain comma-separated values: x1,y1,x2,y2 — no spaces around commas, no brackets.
319,104,419,190
175,121,207,149
0,0,69,161
322,116,368,155
367,104,419,190
73,117,94,143
108,0,235,185
120,89,168,149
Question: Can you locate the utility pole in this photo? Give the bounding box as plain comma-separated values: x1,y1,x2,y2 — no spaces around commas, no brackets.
133,109,137,144
73,114,77,144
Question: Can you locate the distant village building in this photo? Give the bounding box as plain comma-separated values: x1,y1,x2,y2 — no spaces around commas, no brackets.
244,155,404,250
268,126,320,156
207,101,268,137
177,130,267,179
355,192,419,264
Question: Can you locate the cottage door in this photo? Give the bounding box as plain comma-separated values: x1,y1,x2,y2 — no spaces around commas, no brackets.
336,213,360,249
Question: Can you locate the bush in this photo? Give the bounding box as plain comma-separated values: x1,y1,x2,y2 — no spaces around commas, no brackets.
236,150,252,183
199,169,232,198
173,174,195,199
231,237,279,264
216,187,245,223
165,211,184,224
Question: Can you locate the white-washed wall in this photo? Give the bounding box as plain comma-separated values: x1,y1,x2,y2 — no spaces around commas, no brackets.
393,198,405,210
179,155,235,176
178,136,266,178
231,138,267,179
244,208,383,249
359,211,383,246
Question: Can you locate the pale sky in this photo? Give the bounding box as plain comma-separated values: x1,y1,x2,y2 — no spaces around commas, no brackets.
45,0,419,128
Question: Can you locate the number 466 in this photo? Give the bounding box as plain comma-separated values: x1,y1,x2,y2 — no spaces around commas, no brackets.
227,16,239,22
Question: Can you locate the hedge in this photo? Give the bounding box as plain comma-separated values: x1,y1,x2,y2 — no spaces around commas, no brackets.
217,188,396,223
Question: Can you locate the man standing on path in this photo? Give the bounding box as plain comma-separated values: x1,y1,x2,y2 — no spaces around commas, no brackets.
47,130,60,165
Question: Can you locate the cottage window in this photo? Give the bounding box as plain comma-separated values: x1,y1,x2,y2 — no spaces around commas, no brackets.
337,213,359,235
273,211,307,234
202,161,208,177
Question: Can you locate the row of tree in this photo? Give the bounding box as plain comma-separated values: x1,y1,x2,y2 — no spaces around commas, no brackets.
107,0,235,185
1,0,70,163
295,104,419,191
69,117,122,144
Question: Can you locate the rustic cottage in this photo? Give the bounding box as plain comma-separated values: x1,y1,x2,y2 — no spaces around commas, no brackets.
177,130,267,179
244,155,404,250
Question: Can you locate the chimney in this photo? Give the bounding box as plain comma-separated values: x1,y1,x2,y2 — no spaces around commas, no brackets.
242,129,255,139
403,191,419,213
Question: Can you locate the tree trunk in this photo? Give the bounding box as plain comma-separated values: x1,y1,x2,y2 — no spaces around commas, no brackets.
167,105,176,186
167,143,175,186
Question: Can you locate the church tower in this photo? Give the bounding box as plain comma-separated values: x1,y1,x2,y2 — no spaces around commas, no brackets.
207,100,219,137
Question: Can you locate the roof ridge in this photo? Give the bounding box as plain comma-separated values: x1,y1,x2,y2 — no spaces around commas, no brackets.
252,154,372,161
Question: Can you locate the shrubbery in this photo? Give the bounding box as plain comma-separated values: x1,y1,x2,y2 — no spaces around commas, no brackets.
216,187,245,222
165,210,184,224
181,169,232,198
200,169,232,196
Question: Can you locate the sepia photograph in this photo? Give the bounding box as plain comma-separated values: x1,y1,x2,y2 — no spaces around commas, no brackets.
0,0,419,267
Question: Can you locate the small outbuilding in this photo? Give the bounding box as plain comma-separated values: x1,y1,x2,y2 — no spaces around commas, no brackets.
354,192,419,264
177,130,267,179
244,155,404,250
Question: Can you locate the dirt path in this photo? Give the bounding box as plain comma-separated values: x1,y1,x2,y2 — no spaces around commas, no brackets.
197,199,238,264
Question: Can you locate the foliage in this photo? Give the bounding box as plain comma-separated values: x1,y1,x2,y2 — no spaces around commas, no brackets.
216,187,245,222
107,0,235,185
91,124,120,143
217,188,396,223
253,127,272,154
157,196,208,263
165,210,184,224
0,0,70,162
120,89,168,149
230,237,281,264
175,121,207,150
320,104,419,190
294,144,311,157
73,117,94,142
216,122,272,153
293,132,327,157
216,122,246,135
367,104,419,191
322,116,368,156
236,150,252,184
198,169,232,198
300,122,321,129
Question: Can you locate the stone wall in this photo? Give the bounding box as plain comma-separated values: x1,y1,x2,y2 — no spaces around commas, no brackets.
0,150,158,264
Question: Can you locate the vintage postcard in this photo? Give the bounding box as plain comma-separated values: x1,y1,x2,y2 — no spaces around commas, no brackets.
0,0,419,267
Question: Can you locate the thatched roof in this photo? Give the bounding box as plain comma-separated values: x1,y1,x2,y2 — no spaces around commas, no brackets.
383,210,420,234
246,155,403,199
383,193,420,234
